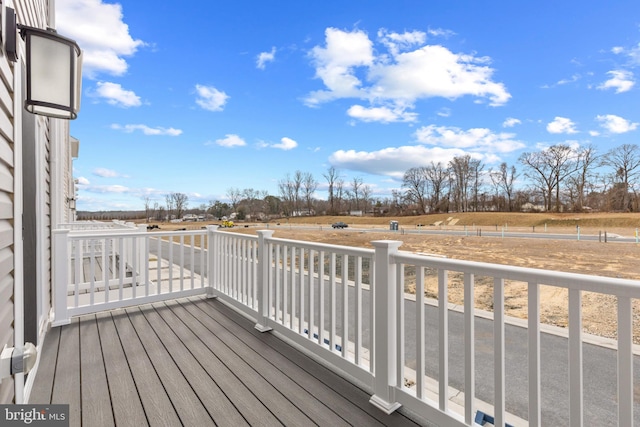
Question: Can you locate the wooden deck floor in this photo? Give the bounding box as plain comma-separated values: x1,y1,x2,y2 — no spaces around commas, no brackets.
29,296,430,426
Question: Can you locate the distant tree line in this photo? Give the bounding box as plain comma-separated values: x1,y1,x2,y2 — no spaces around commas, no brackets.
78,143,640,221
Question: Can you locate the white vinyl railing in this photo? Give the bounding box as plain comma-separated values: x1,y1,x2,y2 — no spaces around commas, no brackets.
53,227,210,325
52,226,640,426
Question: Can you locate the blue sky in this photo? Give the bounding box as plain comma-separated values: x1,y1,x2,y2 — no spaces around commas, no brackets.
58,0,640,212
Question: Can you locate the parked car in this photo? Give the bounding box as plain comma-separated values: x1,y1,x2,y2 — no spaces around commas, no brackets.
332,221,348,229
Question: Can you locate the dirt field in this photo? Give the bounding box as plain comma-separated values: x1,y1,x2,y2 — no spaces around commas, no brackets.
151,212,640,342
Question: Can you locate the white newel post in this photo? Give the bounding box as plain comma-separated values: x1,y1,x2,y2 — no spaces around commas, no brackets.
206,226,218,298
370,240,403,414
137,224,147,285
255,230,274,332
52,230,70,326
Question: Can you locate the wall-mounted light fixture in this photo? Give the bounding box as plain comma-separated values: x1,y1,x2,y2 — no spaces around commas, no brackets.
3,6,82,120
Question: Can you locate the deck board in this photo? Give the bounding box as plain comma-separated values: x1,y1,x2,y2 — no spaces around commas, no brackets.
94,312,147,426
30,296,427,427
139,304,250,426
79,316,114,426
110,310,180,426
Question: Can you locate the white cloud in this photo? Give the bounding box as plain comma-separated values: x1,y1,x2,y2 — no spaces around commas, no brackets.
111,124,182,136
378,29,426,56
95,82,141,107
347,105,417,123
414,125,525,153
272,137,298,150
56,0,144,77
87,184,130,194
258,137,299,150
76,176,90,186
596,114,639,134
503,117,521,128
195,84,229,111
589,130,600,137
546,117,578,134
257,47,276,69
597,70,634,93
329,145,487,179
212,134,246,148
305,27,510,122
306,28,374,105
93,168,122,178
437,108,451,118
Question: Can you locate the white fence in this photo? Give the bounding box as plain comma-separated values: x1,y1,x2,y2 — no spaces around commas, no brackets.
52,226,640,426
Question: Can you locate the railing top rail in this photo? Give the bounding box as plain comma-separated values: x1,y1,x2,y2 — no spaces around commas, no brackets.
54,228,208,240
211,228,259,242
265,235,375,257
393,250,640,297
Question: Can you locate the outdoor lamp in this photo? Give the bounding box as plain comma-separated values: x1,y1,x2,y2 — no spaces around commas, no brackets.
3,7,83,120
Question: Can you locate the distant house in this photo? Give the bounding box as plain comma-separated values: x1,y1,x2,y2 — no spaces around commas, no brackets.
0,0,79,404
521,202,546,212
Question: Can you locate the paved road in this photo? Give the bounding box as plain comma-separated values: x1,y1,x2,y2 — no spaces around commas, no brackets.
268,224,639,243
153,237,640,425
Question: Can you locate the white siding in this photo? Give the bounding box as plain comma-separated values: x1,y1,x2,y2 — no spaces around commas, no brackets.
0,0,53,403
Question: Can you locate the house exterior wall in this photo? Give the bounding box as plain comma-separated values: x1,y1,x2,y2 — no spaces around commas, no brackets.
0,0,69,404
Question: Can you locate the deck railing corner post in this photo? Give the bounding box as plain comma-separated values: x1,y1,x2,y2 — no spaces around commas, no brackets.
255,230,275,332
369,239,403,414
52,229,71,326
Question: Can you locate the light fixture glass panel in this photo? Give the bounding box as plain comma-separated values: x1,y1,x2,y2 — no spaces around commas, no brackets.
29,35,72,107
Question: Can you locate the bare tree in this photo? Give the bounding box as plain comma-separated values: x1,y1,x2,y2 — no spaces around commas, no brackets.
402,167,429,214
424,162,448,212
323,167,340,215
361,184,373,214
602,144,640,211
519,145,578,211
170,192,189,219
568,145,600,211
143,196,152,221
165,194,174,220
226,187,242,213
335,178,345,214
302,172,318,214
489,162,518,211
350,177,363,212
449,155,473,212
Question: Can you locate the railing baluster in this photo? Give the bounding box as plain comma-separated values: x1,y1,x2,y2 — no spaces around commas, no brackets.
118,238,124,300
355,256,362,366
318,250,325,346
464,272,475,424
131,235,137,299
330,252,336,351
528,282,541,427
283,245,288,325
397,263,405,391
190,235,195,290
275,244,281,322
299,247,305,335
74,240,81,308
494,277,505,427
342,254,349,358
438,269,449,411
618,296,633,427
308,249,315,340
416,265,425,399
102,238,109,303
290,246,296,329
89,240,96,306
156,236,161,294
568,288,583,427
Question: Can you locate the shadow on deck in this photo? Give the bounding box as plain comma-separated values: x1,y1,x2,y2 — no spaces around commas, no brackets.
29,296,431,426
